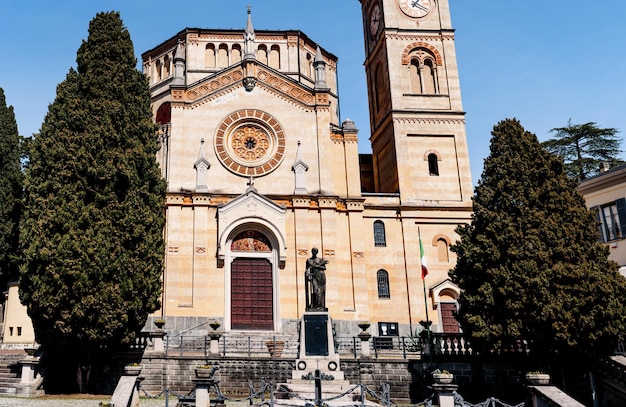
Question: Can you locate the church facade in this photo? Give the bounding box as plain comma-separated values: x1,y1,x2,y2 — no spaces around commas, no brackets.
141,0,473,338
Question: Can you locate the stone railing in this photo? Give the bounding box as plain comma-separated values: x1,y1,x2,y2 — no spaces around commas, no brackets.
163,334,298,358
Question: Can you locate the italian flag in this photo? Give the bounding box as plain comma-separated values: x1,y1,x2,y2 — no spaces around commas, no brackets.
420,238,428,279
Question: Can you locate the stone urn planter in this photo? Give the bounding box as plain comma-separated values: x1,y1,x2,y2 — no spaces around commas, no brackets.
124,365,142,376
195,365,217,379
154,319,166,329
209,320,221,331
526,372,550,385
357,321,371,332
266,340,285,357
432,371,454,384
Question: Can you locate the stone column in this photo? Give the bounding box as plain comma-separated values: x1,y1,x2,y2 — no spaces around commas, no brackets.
150,331,166,353
357,322,371,357
192,379,215,407
209,333,221,355
432,371,457,407
19,348,39,384
19,359,38,384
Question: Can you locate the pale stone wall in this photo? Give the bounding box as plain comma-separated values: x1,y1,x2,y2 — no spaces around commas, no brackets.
2,283,35,344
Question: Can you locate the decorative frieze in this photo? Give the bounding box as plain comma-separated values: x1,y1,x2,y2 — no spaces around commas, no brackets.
394,117,465,125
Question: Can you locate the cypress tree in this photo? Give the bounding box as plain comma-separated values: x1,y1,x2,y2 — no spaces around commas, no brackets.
0,88,22,289
19,11,166,368
450,118,626,360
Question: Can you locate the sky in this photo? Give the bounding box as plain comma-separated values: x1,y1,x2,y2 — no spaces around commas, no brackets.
1,1,625,186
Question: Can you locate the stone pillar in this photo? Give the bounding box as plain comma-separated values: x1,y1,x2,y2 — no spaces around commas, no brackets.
19,359,38,384
432,372,457,407
357,321,371,358
209,333,221,356
150,331,166,353
193,379,215,407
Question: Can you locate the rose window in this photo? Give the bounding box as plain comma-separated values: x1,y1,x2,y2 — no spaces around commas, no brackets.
214,109,286,176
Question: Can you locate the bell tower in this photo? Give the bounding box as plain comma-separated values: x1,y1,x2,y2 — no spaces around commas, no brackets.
359,0,472,204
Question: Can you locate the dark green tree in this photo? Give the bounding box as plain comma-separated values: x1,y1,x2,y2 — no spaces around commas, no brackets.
0,88,22,289
19,11,166,369
542,119,623,181
450,118,626,360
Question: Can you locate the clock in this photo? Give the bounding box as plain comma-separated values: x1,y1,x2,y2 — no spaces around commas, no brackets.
369,4,381,37
398,0,433,18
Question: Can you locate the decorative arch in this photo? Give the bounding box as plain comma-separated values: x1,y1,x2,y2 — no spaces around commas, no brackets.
224,225,280,332
258,45,268,65
401,42,443,65
430,233,451,246
231,230,272,252
218,217,286,269
205,44,216,67
269,45,281,69
430,279,460,306
155,102,172,125
429,279,461,333
231,44,242,64
217,43,228,67
423,150,442,161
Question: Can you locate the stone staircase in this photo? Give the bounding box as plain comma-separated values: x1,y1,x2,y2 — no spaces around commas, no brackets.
0,351,26,396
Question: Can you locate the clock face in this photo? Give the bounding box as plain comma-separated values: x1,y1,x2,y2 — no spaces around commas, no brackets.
398,0,433,18
369,4,381,37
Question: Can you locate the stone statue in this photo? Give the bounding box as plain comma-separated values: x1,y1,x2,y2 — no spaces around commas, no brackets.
305,247,328,311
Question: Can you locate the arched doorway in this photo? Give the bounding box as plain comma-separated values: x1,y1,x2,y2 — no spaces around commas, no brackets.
228,230,276,331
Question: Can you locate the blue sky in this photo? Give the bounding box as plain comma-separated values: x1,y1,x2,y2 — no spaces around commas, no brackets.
2,1,625,185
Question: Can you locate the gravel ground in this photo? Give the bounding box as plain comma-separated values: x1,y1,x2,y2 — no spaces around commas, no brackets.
0,396,254,406
0,396,174,406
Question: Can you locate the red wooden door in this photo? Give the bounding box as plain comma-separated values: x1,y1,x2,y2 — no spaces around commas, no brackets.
441,303,460,333
231,258,273,330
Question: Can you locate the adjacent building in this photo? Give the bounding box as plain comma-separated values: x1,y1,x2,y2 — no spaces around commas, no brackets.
578,163,626,276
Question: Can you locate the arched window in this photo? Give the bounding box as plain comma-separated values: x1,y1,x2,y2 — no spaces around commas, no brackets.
409,59,421,93
436,238,449,263
306,53,313,78
217,44,228,68
373,220,386,247
269,45,280,69
377,270,390,299
231,44,242,64
163,55,171,77
406,49,439,95
423,59,436,94
155,60,162,82
156,102,172,125
205,44,216,67
258,45,268,65
428,153,439,176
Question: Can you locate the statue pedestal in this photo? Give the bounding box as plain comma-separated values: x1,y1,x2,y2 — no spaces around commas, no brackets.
276,312,364,404
293,311,343,381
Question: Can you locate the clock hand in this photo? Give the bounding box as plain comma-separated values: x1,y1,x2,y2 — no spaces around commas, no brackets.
414,3,429,12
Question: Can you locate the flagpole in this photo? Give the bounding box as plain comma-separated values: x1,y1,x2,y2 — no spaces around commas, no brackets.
418,227,430,327
418,227,432,363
